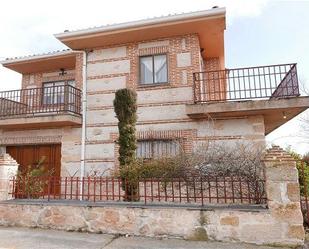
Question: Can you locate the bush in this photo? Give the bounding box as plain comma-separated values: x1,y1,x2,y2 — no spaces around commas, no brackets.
118,157,187,181
16,156,54,198
113,88,137,167
115,142,265,178
113,88,138,200
113,142,266,204
288,149,309,196
303,152,309,165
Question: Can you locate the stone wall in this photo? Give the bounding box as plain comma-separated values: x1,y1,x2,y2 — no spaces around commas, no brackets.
0,146,305,246
262,146,305,245
0,203,277,244
0,152,18,201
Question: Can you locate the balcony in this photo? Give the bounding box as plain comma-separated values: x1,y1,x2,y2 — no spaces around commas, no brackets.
193,63,299,103
0,85,82,129
187,63,309,134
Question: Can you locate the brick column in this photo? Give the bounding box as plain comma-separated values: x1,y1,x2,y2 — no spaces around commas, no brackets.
263,145,305,244
0,152,18,201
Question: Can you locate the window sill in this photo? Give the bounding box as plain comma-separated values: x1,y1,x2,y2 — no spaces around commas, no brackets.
138,82,170,89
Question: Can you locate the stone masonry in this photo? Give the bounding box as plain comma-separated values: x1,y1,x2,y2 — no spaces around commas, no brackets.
262,145,305,245
0,151,18,201
0,146,305,246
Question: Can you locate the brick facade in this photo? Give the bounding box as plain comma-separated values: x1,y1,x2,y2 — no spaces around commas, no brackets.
21,52,83,89
0,33,266,177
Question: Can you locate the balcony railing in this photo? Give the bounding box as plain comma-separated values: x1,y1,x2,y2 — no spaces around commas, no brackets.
193,63,300,103
0,85,82,117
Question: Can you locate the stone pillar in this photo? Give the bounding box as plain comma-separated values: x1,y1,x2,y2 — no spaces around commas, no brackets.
0,153,18,201
0,146,6,156
263,145,305,244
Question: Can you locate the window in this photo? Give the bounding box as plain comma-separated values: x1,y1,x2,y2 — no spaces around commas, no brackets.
43,80,75,105
140,54,168,85
136,140,179,159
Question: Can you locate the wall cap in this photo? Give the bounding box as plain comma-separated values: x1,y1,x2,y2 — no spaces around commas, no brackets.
262,145,295,162
0,154,19,167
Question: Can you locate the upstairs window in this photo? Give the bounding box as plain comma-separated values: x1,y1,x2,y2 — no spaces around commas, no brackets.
136,139,179,159
43,80,75,105
140,54,168,85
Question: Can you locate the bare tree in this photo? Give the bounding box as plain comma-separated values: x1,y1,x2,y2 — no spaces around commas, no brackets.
299,78,309,142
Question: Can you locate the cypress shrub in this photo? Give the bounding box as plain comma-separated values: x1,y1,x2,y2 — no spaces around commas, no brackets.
113,88,138,201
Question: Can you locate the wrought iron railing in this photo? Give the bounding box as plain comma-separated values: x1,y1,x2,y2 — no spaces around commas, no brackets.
193,63,299,103
0,85,82,117
9,175,267,206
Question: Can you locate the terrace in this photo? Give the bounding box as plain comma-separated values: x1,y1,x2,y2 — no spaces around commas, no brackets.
193,63,299,103
0,84,82,129
187,63,309,134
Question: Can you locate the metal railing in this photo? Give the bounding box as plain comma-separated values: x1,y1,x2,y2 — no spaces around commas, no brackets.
0,85,82,117
193,63,300,103
9,175,267,206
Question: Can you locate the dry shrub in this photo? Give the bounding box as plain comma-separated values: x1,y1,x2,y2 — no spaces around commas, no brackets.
112,141,266,204
16,156,54,199
115,141,265,179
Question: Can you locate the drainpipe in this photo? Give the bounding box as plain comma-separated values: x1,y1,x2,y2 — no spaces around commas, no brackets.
80,51,87,200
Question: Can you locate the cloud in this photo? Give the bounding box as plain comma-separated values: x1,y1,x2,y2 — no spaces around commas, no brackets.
0,0,307,154
223,0,269,19
0,0,270,54
0,0,274,90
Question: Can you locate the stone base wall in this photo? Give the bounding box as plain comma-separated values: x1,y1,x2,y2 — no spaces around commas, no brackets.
0,153,18,201
0,146,304,246
0,202,303,247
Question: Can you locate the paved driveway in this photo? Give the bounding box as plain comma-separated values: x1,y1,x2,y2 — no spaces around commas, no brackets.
0,227,294,249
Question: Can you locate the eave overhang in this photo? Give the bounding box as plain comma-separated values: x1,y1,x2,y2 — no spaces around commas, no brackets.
55,8,226,58
0,50,78,74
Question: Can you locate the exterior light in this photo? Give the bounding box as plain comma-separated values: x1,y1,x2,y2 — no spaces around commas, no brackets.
283,112,287,119
59,68,67,76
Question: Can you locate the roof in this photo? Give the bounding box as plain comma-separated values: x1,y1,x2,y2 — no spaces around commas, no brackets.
55,7,226,56
1,50,79,74
55,7,226,40
1,49,73,65
1,7,226,73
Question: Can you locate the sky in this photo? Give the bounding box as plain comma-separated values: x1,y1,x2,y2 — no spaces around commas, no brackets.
0,0,308,154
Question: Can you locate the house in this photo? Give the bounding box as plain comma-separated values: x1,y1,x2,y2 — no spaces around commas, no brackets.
0,7,308,246
0,7,308,179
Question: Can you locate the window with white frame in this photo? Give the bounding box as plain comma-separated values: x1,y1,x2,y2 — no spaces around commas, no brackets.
140,54,168,85
136,139,179,159
43,80,75,105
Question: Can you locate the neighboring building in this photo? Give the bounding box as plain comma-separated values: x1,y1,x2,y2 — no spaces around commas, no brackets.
0,7,308,178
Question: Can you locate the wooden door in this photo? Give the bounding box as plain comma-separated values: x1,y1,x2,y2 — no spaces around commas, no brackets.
7,144,61,197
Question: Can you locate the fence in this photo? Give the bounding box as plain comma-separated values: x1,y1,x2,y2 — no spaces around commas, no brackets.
9,175,267,206
0,85,82,117
193,63,299,103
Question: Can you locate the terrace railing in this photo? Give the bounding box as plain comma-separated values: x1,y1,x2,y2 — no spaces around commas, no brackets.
9,175,267,206
0,85,82,117
193,63,300,103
